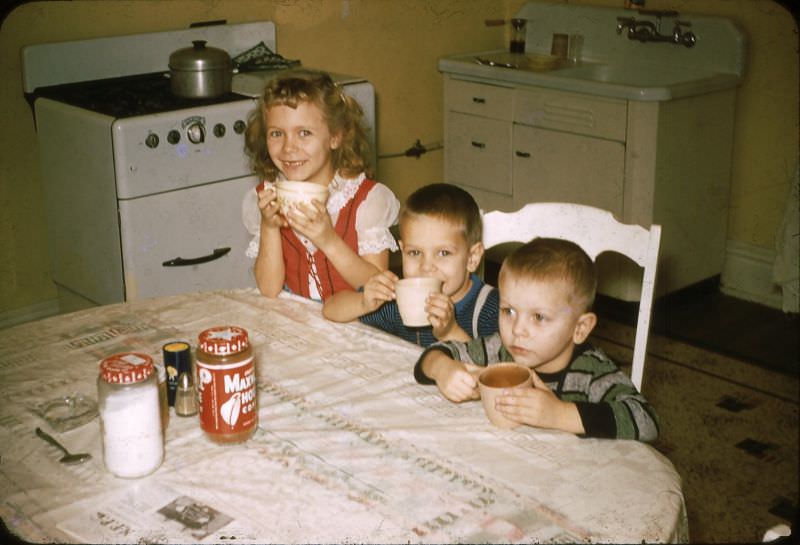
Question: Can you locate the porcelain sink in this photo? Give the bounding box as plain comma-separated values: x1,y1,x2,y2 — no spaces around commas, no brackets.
553,62,701,86
439,3,744,102
543,60,741,100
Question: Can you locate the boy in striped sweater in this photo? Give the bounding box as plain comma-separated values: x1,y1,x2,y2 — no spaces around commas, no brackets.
413,237,658,442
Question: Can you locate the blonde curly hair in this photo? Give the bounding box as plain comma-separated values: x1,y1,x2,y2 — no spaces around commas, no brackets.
244,69,373,182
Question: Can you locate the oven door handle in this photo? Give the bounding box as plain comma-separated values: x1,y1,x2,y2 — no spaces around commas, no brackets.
162,247,231,267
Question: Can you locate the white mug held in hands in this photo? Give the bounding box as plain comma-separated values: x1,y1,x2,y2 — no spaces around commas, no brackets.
394,277,443,327
275,180,329,215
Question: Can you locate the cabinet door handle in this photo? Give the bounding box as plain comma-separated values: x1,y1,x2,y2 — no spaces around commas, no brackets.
515,150,531,158
471,141,486,149
472,97,486,104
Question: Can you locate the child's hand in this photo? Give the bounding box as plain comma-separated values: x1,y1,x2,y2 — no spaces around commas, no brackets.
494,371,584,434
435,361,481,403
360,270,399,313
285,199,334,246
258,186,286,228
426,292,458,340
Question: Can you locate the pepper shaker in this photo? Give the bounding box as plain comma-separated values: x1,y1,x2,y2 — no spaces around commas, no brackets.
510,18,527,53
174,371,198,416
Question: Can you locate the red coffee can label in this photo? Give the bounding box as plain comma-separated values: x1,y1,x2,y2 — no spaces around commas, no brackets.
196,356,257,436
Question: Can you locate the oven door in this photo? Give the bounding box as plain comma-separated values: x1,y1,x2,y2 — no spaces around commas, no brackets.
118,176,257,300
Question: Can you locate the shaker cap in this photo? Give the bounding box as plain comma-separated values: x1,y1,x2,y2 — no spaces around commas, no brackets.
99,352,155,383
163,341,192,373
198,326,250,356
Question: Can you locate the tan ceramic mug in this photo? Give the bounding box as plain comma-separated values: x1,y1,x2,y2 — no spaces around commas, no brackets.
478,363,533,429
395,277,443,327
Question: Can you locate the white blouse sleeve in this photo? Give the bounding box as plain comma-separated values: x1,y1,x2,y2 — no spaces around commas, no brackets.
355,182,400,255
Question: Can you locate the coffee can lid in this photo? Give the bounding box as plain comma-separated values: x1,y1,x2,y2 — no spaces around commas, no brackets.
99,352,155,383
198,326,249,356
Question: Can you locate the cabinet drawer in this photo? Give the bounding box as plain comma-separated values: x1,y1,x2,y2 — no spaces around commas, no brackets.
445,77,514,121
514,87,627,142
445,112,512,195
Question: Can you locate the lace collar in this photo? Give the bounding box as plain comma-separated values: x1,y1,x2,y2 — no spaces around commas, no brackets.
326,172,366,218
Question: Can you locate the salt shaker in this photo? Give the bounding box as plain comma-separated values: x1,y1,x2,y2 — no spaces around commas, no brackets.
174,372,198,417
97,352,164,478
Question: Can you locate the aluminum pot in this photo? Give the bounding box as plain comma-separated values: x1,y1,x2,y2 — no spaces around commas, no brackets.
168,40,233,99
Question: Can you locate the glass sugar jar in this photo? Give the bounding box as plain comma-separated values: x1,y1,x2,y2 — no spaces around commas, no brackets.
97,352,164,478
196,326,258,444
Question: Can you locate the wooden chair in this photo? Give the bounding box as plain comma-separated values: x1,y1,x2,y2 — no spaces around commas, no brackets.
481,202,661,391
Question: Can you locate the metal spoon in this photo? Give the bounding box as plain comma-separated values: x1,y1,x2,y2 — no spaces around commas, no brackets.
35,427,92,465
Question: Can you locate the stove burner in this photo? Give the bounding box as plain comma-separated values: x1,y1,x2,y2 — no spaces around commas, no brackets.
32,72,250,118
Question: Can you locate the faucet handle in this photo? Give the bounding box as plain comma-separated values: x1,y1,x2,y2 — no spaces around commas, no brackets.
616,16,636,34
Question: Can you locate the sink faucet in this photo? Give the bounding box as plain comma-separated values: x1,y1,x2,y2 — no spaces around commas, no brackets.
616,10,696,47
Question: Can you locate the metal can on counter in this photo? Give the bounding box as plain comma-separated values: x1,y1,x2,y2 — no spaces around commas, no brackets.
196,326,258,443
97,352,164,478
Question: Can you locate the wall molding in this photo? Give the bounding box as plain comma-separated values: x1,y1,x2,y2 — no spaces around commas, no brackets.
0,299,59,330
720,239,785,310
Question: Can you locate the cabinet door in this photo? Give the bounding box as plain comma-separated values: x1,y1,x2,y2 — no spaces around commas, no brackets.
512,124,625,217
445,111,512,196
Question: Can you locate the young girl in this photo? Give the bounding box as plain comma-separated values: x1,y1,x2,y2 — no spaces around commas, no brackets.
242,69,399,301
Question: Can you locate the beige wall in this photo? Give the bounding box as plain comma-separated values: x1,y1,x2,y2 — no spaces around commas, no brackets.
0,0,797,316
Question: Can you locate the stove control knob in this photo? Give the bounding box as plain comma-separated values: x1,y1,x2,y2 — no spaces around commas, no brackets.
233,120,246,134
145,133,159,149
187,122,205,144
213,123,226,138
167,130,181,145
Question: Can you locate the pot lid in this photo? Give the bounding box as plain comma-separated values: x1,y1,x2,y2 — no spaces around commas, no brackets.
169,40,232,71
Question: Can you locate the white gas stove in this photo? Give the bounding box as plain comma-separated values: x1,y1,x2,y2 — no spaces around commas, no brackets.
22,22,375,311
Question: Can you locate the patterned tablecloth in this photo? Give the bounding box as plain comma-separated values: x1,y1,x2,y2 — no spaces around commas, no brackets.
0,289,688,543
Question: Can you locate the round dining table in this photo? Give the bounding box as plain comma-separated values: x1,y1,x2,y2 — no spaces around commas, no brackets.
0,288,688,543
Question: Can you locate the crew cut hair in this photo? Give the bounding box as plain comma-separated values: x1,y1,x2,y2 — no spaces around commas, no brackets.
500,237,597,312
399,183,482,246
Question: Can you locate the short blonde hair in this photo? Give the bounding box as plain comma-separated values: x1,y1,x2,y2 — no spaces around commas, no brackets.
399,183,482,246
244,69,372,182
499,237,597,312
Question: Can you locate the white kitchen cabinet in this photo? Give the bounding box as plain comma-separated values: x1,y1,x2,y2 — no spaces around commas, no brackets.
511,124,625,218
443,73,737,300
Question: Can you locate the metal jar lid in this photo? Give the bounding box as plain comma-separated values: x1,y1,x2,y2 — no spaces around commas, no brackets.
99,352,155,383
198,326,250,356
169,40,232,72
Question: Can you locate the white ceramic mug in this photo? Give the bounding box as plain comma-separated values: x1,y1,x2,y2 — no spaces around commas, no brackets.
395,277,443,327
275,180,329,215
478,363,533,429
